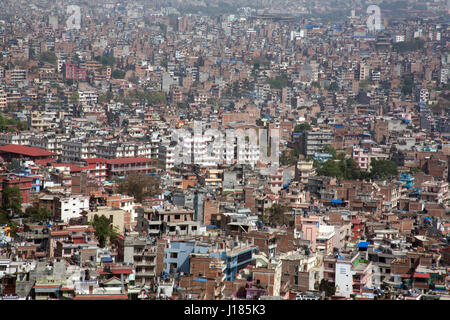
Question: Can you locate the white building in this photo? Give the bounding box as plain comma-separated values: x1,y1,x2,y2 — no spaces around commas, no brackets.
440,68,448,85
60,194,90,223
78,91,98,106
61,140,97,162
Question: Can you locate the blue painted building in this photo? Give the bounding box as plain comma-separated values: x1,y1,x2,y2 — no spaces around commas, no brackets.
210,245,258,281
399,173,415,190
16,169,41,193
164,240,209,275
313,152,333,162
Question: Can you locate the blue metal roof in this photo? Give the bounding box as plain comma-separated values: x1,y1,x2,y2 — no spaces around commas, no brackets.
357,242,370,248
331,199,343,204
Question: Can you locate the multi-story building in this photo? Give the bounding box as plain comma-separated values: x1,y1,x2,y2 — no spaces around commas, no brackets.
303,130,334,158
0,175,33,204
5,69,27,83
420,180,449,204
280,249,323,294
0,88,7,109
39,194,89,222
323,251,373,298
163,239,210,276
0,133,31,146
210,240,258,281
295,160,316,184
63,62,86,81
123,235,158,285
78,91,98,106
82,158,108,182
106,157,154,177
61,141,97,162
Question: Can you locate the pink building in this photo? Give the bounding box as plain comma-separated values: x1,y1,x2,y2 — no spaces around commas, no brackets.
295,215,322,251
352,146,370,171
64,62,87,81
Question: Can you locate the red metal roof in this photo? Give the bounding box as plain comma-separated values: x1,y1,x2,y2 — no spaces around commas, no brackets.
111,268,133,275
51,163,85,172
106,157,153,165
34,158,56,166
0,144,55,157
84,158,108,164
413,273,430,279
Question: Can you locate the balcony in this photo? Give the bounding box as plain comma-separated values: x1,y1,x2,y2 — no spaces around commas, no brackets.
135,260,155,267
135,271,156,277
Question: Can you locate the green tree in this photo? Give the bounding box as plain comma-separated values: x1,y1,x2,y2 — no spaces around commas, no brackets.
25,205,51,222
177,102,188,109
401,77,414,96
117,173,161,203
311,81,321,88
91,215,118,248
1,186,22,215
316,160,343,178
147,91,167,105
266,204,290,227
207,98,219,106
294,122,311,133
70,91,79,105
326,82,339,92
370,159,398,180
266,74,290,89
95,55,116,67
111,69,126,79
0,113,28,132
342,158,361,180
359,79,370,91
39,51,58,65
319,279,336,298
280,149,299,166
323,145,337,159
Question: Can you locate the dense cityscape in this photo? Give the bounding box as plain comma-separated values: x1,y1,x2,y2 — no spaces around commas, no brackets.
0,0,449,301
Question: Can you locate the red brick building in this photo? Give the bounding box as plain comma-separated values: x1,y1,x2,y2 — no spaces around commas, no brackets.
0,175,33,204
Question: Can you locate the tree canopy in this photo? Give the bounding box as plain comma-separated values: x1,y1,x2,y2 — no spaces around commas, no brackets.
1,186,22,215
294,122,311,133
266,203,290,227
370,159,398,180
94,55,116,67
25,205,51,222
280,149,299,166
316,158,397,181
91,215,118,248
39,51,58,65
266,74,290,89
319,279,336,298
111,69,126,79
0,113,28,132
116,173,161,203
